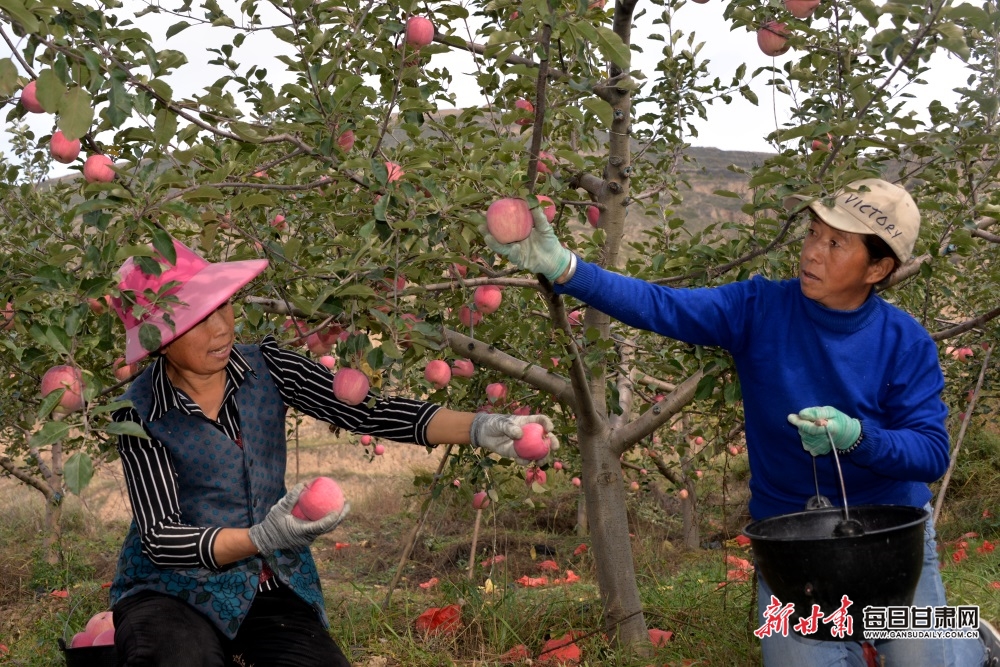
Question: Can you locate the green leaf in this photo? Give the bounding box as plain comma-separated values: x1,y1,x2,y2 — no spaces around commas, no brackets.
0,0,40,33
0,58,17,97
104,421,151,439
153,108,178,146
29,421,72,448
581,97,613,127
35,69,64,113
594,26,631,69
57,88,94,140
139,323,162,353
165,20,192,39
106,75,133,127
63,452,95,495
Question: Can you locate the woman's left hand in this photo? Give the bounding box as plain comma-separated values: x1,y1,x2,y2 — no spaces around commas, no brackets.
470,413,560,465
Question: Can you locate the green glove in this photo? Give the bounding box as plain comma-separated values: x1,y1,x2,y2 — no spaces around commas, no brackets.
483,204,572,282
787,406,861,457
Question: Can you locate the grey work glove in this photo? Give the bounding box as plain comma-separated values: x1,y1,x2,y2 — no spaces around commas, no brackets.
470,413,560,465
482,204,573,282
787,406,861,457
248,483,350,555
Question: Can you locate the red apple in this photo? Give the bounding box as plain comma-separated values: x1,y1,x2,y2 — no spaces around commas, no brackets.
292,476,346,520
784,0,820,18
571,477,581,487
757,21,790,57
536,195,556,223
385,161,404,183
451,262,468,278
333,368,369,405
586,205,600,227
88,295,111,314
113,357,139,382
554,461,563,470
568,310,582,326
459,305,482,327
486,197,533,244
536,151,555,175
1,303,14,331
515,98,534,125
474,285,502,315
50,131,82,164
472,491,490,510
83,154,115,183
695,470,703,479
41,365,85,414
271,214,287,230
514,422,551,460
630,481,640,491
20,80,45,113
374,443,386,455
91,629,115,646
678,488,689,499
811,133,833,152
512,404,531,416
306,333,332,357
319,355,337,370
69,631,94,648
950,346,973,362
728,445,740,456
360,434,372,446
405,16,435,48
451,359,474,378
337,130,355,152
486,383,507,404
525,466,547,486
85,611,115,637
694,436,704,445
424,360,452,389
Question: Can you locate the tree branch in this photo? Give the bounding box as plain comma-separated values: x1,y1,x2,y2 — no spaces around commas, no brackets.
931,306,1000,342
442,328,577,409
433,33,570,81
611,369,704,455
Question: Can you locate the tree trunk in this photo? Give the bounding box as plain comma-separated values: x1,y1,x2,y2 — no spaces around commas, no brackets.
43,495,62,565
576,494,589,536
681,482,699,550
581,428,648,646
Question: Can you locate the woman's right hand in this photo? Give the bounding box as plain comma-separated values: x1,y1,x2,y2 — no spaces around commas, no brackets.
248,483,350,555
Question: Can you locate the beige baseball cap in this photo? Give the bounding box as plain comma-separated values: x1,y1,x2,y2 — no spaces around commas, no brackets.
784,178,920,261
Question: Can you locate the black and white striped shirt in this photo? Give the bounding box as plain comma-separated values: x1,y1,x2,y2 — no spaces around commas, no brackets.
113,335,440,577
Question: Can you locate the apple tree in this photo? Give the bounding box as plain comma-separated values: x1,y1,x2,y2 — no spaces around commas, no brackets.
1,0,999,649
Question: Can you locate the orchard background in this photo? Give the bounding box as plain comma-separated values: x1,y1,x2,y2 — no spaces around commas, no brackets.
0,0,998,662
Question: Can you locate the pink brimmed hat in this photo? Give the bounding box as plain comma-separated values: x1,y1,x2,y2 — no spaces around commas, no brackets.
111,239,268,364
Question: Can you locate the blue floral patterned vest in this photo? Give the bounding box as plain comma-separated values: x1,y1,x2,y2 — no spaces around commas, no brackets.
109,344,327,637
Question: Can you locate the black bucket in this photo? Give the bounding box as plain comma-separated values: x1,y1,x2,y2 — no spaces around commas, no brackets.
743,504,928,641
58,638,117,667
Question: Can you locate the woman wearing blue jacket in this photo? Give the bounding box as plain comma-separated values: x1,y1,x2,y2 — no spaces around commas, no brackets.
485,178,993,666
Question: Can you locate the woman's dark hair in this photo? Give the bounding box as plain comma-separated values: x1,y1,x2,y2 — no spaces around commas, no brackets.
863,234,901,287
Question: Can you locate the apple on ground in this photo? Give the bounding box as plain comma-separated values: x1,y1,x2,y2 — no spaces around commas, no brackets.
678,489,690,499
553,461,563,470
571,477,581,487
84,154,116,183
630,481,640,491
405,16,434,48
757,21,790,56
50,131,82,164
424,360,452,389
474,285,502,315
291,476,346,520
486,197,533,244
41,365,86,414
452,479,461,487
333,368,369,405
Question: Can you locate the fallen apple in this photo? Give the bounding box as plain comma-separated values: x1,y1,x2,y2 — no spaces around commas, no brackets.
571,477,581,487
678,488,689,499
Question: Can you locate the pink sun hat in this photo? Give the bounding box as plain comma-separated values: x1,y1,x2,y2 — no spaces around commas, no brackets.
111,239,268,364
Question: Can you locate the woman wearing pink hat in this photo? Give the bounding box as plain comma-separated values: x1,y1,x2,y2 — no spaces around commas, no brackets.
106,238,558,667
485,179,997,666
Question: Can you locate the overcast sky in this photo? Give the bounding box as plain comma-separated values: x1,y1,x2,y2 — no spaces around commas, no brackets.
2,1,972,176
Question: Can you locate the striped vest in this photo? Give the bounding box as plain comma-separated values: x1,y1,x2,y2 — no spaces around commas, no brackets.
109,344,327,637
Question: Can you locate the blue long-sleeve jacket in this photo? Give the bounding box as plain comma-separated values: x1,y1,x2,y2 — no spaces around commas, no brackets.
556,259,950,520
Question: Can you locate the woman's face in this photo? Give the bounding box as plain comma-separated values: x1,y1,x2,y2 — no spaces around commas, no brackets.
798,218,891,311
162,301,236,378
